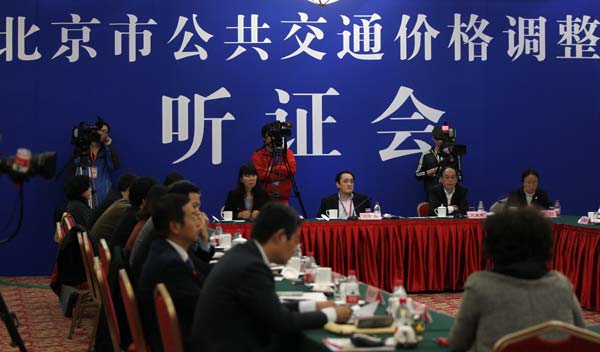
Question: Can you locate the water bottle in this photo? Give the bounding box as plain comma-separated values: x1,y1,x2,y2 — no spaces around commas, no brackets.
295,243,302,258
596,205,600,221
477,200,484,212
341,270,361,304
373,202,381,217
303,251,317,283
387,279,408,318
554,200,561,216
213,226,223,246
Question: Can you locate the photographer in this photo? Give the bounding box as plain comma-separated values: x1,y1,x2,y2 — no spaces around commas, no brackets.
252,122,297,204
67,118,120,208
415,126,444,199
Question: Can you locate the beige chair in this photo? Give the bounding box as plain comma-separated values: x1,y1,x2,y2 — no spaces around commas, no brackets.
493,320,600,352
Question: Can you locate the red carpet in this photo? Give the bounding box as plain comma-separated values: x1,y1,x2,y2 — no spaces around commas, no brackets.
1,276,599,351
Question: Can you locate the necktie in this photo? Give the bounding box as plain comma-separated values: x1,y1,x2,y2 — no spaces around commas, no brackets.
185,258,197,277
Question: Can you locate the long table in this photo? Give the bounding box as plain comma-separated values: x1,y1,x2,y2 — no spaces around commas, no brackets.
212,216,600,311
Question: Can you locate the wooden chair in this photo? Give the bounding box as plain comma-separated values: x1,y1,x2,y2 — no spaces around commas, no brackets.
493,320,600,352
94,257,122,352
119,269,148,352
55,211,75,243
68,232,100,347
99,238,112,277
417,202,429,217
154,283,184,352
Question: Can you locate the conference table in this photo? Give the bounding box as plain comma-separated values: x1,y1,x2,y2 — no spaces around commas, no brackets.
276,278,600,352
211,216,600,311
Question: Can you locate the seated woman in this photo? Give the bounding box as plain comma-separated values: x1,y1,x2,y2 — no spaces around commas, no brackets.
505,168,552,209
223,164,269,220
317,170,370,219
64,175,93,230
448,208,585,352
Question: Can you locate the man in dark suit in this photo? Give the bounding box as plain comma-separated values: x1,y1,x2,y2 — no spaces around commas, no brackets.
192,202,352,352
428,166,469,216
505,168,552,209
317,170,371,219
138,193,207,351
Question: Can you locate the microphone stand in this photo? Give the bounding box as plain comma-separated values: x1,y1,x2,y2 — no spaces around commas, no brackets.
0,292,27,351
346,197,371,221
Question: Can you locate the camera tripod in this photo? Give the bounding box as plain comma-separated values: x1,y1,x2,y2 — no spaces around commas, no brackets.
0,291,27,351
260,140,308,219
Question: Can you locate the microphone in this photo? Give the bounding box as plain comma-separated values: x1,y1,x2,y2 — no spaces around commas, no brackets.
347,197,372,221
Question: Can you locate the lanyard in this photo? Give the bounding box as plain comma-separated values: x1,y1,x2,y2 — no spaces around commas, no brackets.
90,149,97,163
339,197,353,217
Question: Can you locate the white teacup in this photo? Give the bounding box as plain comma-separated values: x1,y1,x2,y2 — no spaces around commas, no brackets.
220,233,232,247
326,209,338,219
588,212,597,222
287,257,302,272
315,267,332,285
434,206,447,217
222,210,233,221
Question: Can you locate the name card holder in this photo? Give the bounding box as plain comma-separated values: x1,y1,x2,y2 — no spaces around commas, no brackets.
541,210,558,218
467,211,487,219
359,212,382,220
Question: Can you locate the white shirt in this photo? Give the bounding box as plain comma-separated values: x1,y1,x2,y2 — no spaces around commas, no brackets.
338,194,354,220
444,188,456,214
252,240,336,322
166,239,189,263
525,191,534,205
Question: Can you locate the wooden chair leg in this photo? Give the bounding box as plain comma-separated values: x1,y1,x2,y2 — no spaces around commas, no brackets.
67,290,85,339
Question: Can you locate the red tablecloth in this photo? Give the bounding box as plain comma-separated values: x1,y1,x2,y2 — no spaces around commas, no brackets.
210,219,600,311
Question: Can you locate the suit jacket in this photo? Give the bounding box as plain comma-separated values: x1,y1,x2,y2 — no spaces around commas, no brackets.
139,239,205,352
428,184,469,216
317,193,371,218
223,188,270,219
505,187,552,209
191,241,327,352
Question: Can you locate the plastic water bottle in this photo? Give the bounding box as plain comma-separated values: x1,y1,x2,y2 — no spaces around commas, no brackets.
303,251,317,283
295,243,302,258
213,226,223,245
387,279,408,318
341,270,361,304
373,202,381,217
554,200,561,216
477,200,485,212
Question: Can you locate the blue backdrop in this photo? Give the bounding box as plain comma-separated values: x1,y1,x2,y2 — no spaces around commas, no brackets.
1,0,599,275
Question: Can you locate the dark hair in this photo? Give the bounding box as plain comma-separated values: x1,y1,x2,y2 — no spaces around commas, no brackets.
441,166,457,177
129,177,158,208
335,170,355,183
168,180,200,196
432,126,444,141
521,168,540,182
137,185,168,221
64,175,90,201
483,208,553,267
163,172,185,186
117,173,138,192
153,194,190,239
234,164,263,194
251,202,301,244
96,117,111,132
261,122,274,139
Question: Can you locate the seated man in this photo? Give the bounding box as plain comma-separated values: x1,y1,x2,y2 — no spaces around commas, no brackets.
192,202,351,352
317,170,370,219
129,180,214,280
89,172,137,226
428,166,468,216
90,186,132,242
138,193,207,351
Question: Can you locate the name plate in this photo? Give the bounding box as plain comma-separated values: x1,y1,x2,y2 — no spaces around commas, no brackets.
541,210,558,218
467,211,487,219
578,216,590,225
359,212,382,220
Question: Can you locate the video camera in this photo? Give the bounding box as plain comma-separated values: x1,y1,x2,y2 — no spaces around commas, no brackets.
266,121,293,146
433,124,467,157
0,149,56,183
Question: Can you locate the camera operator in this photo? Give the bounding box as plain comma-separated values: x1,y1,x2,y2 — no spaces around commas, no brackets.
252,122,297,204
415,126,445,199
66,117,120,209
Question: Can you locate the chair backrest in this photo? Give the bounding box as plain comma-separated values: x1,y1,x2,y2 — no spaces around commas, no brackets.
417,202,429,217
94,257,121,352
493,320,600,352
99,238,112,277
79,232,99,299
56,212,76,243
154,283,184,352
490,197,508,213
118,269,148,352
